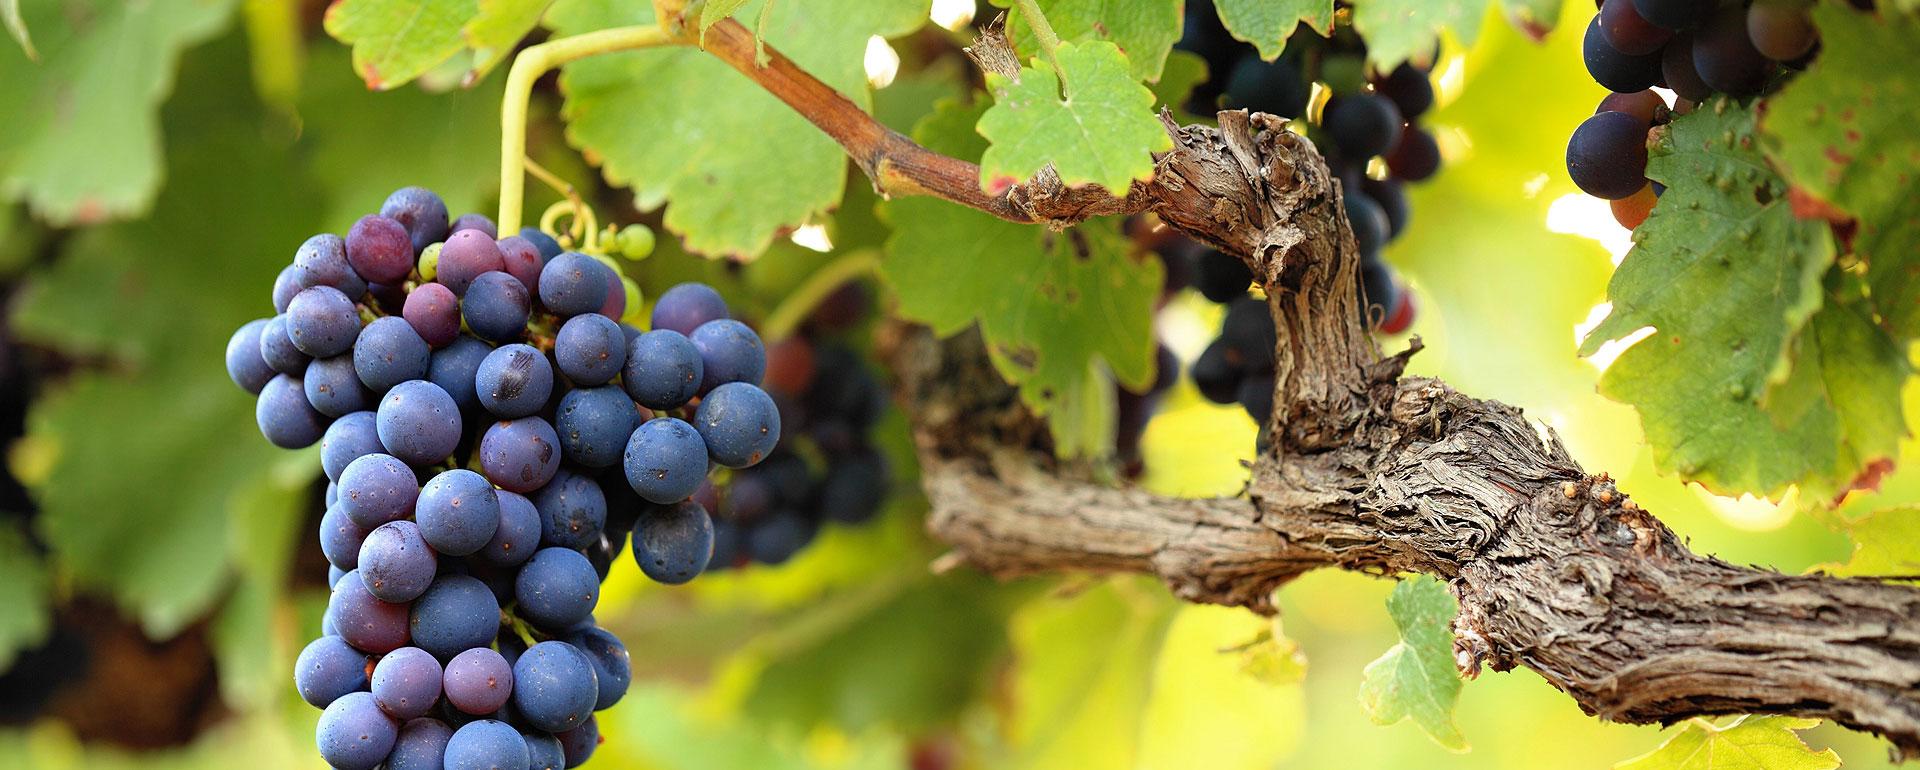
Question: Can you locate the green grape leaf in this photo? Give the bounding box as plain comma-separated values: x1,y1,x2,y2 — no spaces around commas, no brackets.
0,523,51,671
1613,716,1840,770
1358,576,1466,751
1496,0,1561,40
1827,508,1920,578
1760,4,1920,343
551,0,926,257
10,39,327,637
1579,102,1854,498
301,44,505,230
323,0,475,90
2,0,34,60
1214,0,1333,61
992,0,1181,81
978,40,1171,195
1350,0,1489,69
464,0,553,82
0,0,234,225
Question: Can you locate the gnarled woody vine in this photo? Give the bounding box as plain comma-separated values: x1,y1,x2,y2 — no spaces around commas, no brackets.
662,5,1920,758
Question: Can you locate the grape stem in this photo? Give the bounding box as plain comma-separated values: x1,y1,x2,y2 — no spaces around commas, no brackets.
522,155,599,250
758,248,881,344
1011,0,1063,73
498,25,679,234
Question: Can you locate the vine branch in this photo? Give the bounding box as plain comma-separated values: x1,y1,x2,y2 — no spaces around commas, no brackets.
496,13,1920,758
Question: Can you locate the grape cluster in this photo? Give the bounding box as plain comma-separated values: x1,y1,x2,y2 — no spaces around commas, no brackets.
224,187,784,769
1569,0,1822,224
1177,0,1438,331
702,285,895,567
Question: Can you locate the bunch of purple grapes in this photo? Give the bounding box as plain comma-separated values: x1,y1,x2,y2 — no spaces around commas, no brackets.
699,286,895,568
223,187,782,770
1568,0,1824,215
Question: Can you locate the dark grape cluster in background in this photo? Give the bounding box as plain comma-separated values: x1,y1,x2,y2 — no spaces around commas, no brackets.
1569,0,1823,227
225,187,785,769
1168,1,1438,430
703,283,895,568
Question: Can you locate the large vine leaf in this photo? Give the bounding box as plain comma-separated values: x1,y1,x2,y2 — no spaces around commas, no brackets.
886,96,1160,455
9,37,323,637
1761,4,1920,343
0,523,50,671
992,0,1181,81
978,40,1172,195
1357,577,1466,751
1214,0,1333,61
550,0,926,257
1578,101,1864,498
1613,716,1840,770
1350,0,1489,69
0,0,235,225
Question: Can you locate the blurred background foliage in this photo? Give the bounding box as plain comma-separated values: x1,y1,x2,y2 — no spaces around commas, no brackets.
0,0,1911,769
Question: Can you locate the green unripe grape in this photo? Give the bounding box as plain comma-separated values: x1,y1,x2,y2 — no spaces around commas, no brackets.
615,224,655,261
417,242,442,282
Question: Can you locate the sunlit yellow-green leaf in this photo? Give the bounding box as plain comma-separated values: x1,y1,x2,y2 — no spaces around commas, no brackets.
1579,101,1881,498
1614,716,1839,770
1826,507,1920,578
1358,577,1467,751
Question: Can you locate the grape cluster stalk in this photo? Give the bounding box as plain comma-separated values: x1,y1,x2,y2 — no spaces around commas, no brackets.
1568,0,1824,226
225,187,783,769
1169,0,1440,431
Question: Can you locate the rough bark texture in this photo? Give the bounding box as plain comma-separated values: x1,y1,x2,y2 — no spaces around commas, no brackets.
683,12,1920,758
887,111,1920,758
